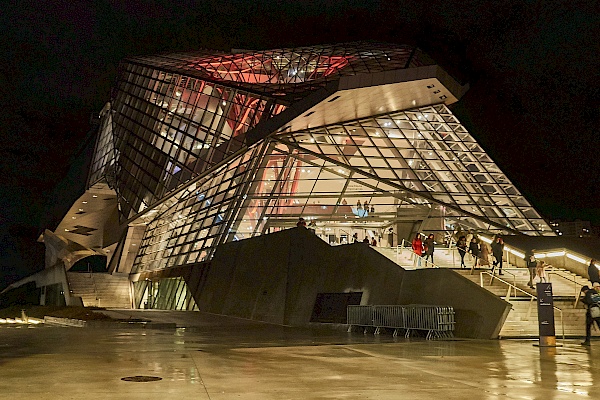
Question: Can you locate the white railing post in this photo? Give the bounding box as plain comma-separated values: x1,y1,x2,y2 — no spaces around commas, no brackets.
526,297,534,319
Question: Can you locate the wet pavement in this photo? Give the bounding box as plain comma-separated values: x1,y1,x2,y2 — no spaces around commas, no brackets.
1,310,600,399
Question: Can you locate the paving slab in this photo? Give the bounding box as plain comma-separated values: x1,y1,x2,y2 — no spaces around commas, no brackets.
0,310,599,399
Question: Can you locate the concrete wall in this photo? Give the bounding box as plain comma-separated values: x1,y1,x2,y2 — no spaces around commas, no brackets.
197,228,405,325
191,227,510,338
397,269,510,339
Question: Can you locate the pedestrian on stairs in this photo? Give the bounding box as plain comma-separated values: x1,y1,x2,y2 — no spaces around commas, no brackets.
457,235,467,269
411,233,424,267
424,234,435,265
469,237,480,268
536,261,549,283
580,285,600,346
491,237,505,275
525,249,537,289
479,241,491,268
588,259,600,290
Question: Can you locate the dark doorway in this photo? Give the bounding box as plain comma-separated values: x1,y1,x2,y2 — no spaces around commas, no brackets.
70,255,108,272
310,292,363,323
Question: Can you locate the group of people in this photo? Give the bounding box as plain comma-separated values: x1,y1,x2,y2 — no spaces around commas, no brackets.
298,218,378,245
356,200,375,213
523,249,551,288
524,252,600,347
411,233,436,266
300,218,600,346
296,217,316,232
352,232,378,246
454,234,506,273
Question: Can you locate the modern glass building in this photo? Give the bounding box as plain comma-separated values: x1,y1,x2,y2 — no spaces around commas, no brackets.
48,42,555,309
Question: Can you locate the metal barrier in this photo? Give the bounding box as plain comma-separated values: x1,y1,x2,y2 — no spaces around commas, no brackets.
372,305,406,333
348,305,455,340
348,305,375,326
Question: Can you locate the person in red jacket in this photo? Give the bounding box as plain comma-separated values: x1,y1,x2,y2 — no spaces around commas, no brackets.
412,233,424,267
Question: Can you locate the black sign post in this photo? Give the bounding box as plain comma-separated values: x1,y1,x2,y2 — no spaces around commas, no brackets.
536,282,557,347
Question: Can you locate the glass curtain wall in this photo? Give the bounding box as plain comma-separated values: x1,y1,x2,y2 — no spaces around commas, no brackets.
131,103,553,275
108,62,285,220
133,278,199,310
89,104,116,185
130,42,433,98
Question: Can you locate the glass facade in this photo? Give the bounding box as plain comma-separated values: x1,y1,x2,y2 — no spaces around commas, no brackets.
86,42,554,307
134,277,198,310
128,103,552,274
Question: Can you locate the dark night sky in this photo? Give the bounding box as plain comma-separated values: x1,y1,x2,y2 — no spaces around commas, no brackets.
0,0,598,287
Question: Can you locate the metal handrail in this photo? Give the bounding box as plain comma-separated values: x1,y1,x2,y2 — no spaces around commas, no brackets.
395,241,443,269
87,263,100,307
546,270,587,308
479,271,565,341
380,246,584,296
377,244,568,339
485,268,518,298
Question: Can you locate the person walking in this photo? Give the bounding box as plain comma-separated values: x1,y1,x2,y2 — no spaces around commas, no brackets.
424,234,435,265
465,230,473,245
465,230,474,262
352,232,359,243
457,235,468,269
491,237,505,275
580,285,600,346
588,259,600,290
536,261,549,283
469,237,480,268
480,240,491,268
371,237,377,247
525,249,537,289
296,217,307,228
411,233,424,267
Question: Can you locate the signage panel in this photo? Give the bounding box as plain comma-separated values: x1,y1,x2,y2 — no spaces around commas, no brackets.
536,282,555,337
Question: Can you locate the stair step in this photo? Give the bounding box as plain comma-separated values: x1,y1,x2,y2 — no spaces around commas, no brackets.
67,272,132,308
373,247,593,338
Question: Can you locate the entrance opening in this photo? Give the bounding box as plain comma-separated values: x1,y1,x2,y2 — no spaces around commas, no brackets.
310,292,363,323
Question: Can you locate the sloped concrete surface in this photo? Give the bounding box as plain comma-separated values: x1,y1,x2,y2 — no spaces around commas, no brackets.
1,310,599,399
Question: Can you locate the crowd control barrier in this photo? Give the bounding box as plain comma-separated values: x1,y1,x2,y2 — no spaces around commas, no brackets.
347,305,455,340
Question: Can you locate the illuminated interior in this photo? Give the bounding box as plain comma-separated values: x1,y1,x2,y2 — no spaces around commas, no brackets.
83,42,555,307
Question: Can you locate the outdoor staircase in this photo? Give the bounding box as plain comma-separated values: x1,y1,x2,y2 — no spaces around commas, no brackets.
453,268,592,338
373,245,596,339
67,272,132,309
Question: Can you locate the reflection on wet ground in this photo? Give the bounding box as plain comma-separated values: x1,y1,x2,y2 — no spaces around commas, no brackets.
0,310,599,399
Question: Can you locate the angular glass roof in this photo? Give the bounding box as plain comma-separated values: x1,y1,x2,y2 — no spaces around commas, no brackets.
126,42,435,99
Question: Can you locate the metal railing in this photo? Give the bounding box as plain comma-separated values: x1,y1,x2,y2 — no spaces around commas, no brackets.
378,244,585,304
395,239,441,269
546,269,587,308
367,241,577,340
86,263,100,307
347,305,455,340
485,267,518,296
478,270,565,341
